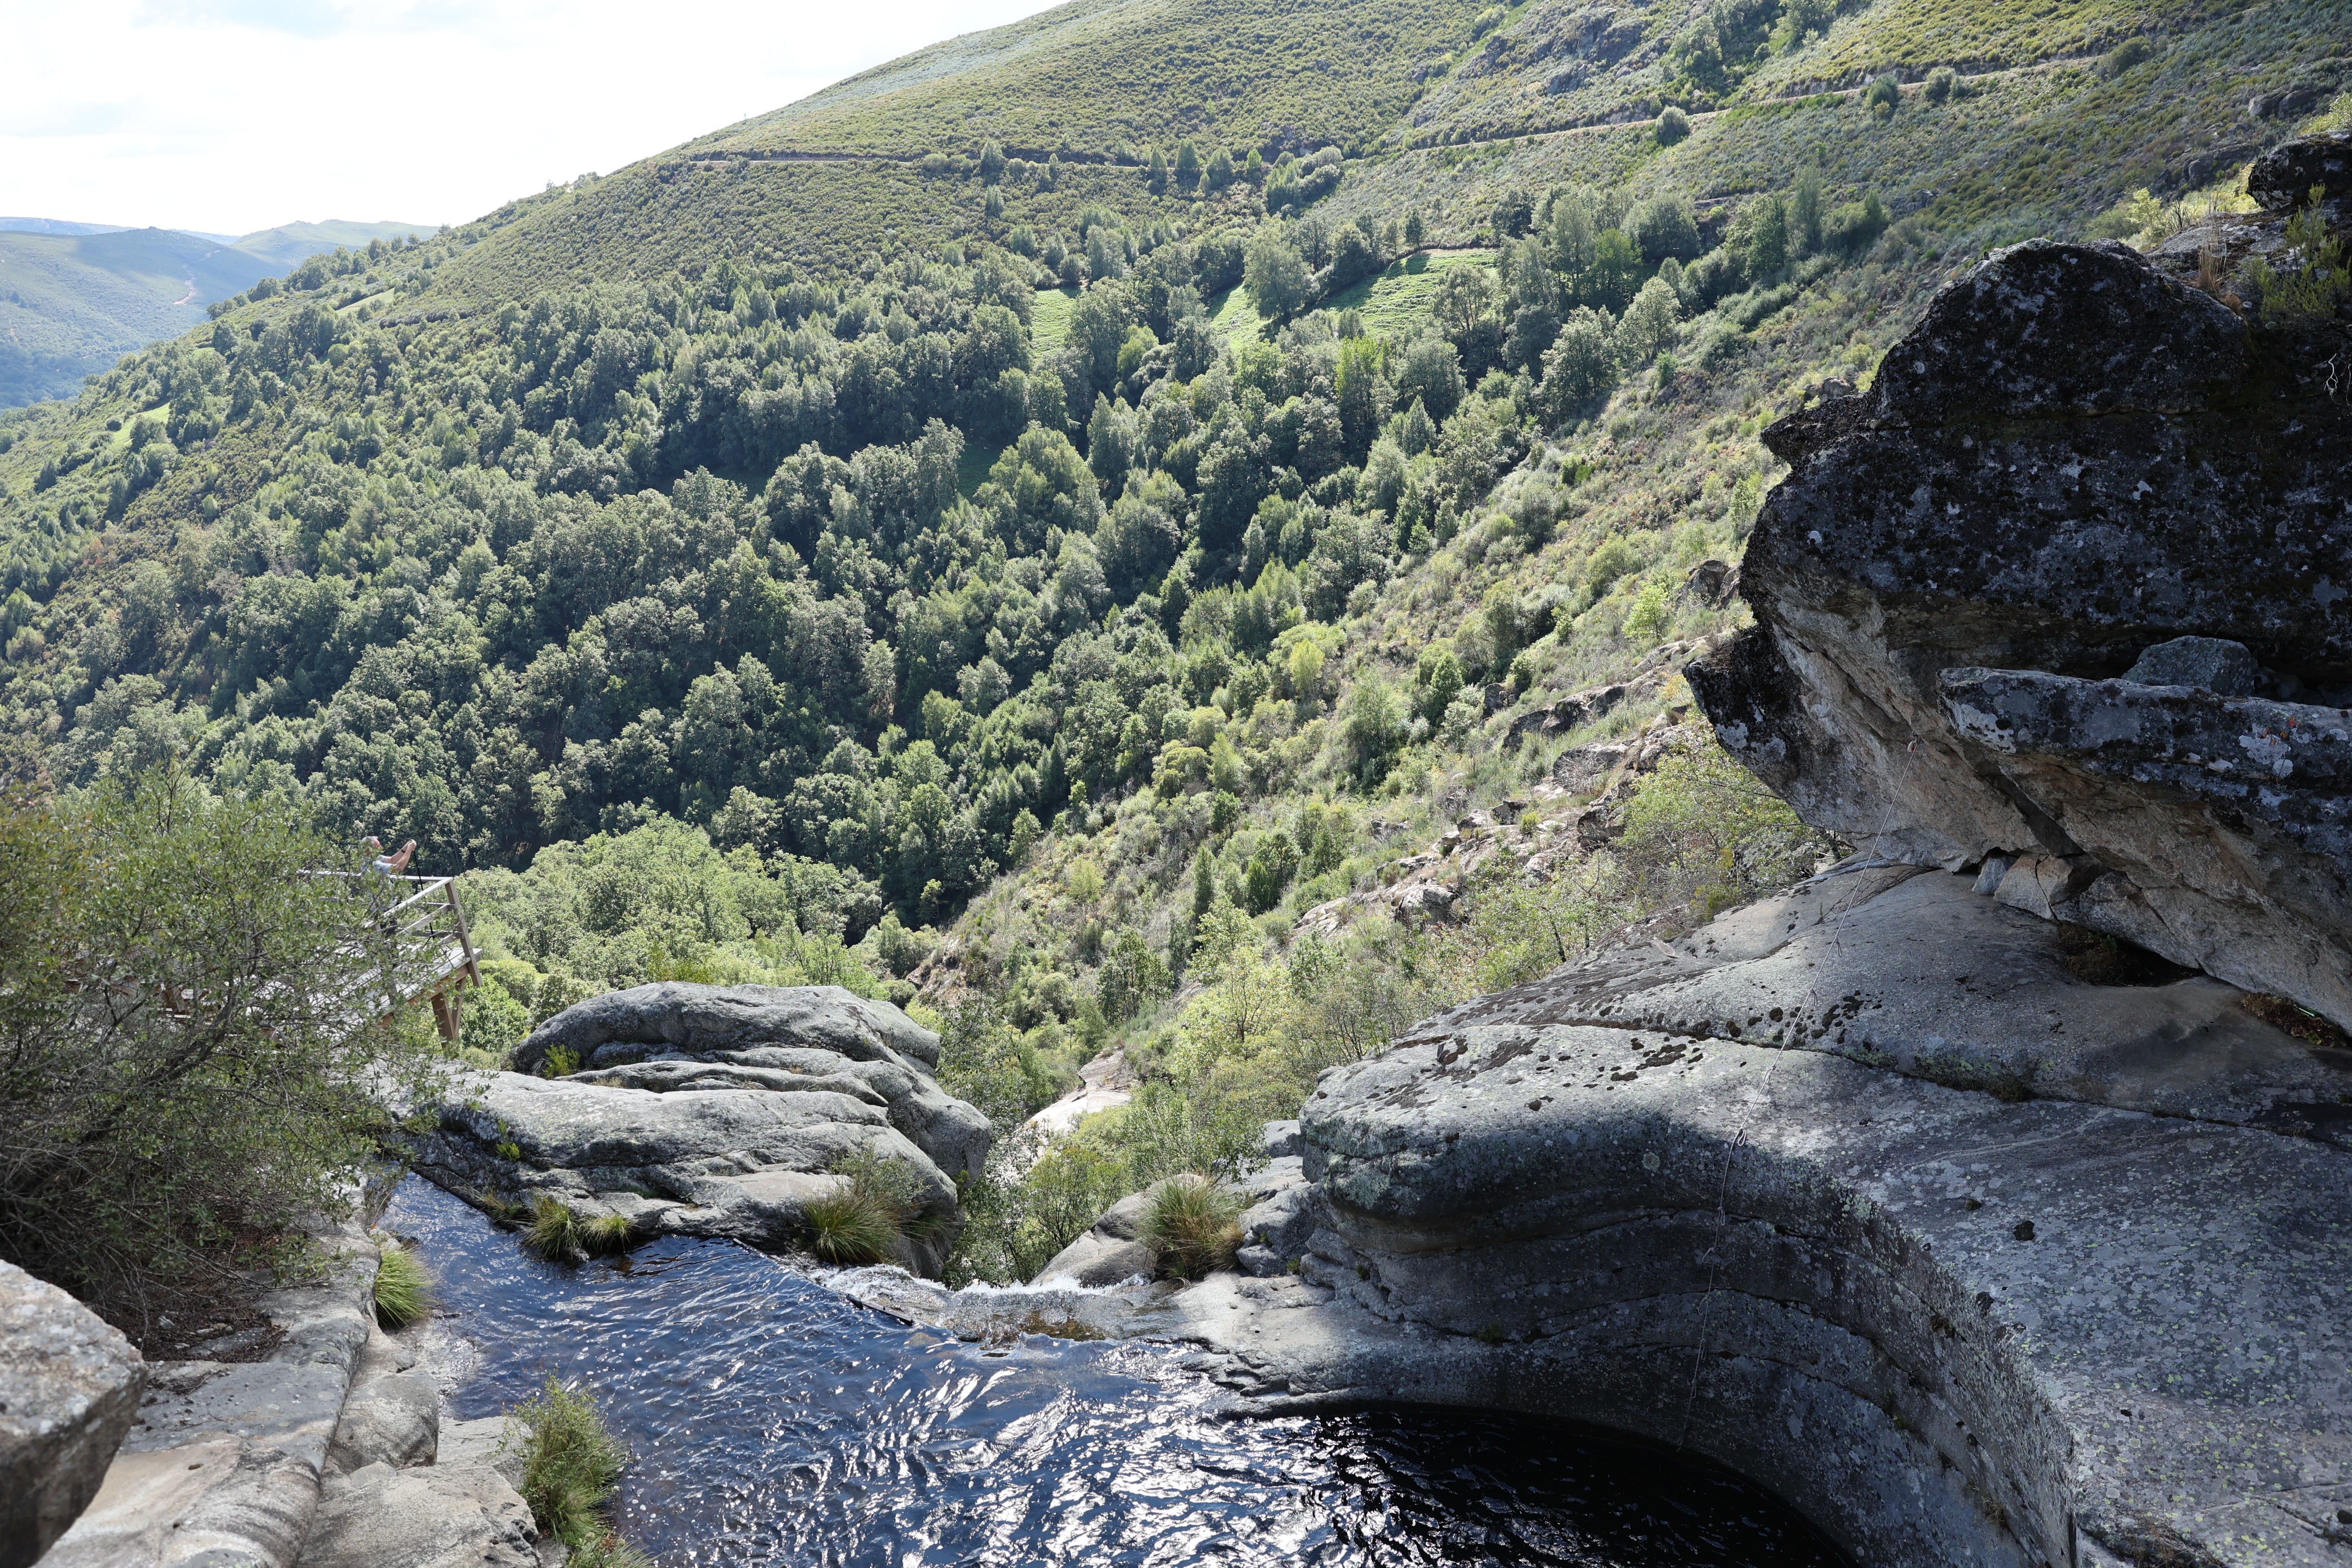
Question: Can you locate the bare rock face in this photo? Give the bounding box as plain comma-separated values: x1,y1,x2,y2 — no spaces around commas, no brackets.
414,984,990,1277
0,1261,145,1568
1686,230,2352,1025
1165,863,2352,1568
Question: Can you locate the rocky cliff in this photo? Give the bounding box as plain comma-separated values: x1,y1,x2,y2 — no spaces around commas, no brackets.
1159,142,2352,1568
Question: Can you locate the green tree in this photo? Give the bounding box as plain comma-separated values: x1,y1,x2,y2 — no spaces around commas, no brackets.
1243,224,1310,318
1174,141,1203,192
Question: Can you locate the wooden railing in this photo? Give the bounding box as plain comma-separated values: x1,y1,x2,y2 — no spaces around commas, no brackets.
307,871,482,1040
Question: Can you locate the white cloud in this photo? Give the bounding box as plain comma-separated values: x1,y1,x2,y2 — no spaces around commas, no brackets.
0,0,1054,236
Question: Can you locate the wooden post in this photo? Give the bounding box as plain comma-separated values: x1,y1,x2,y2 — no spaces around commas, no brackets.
431,989,457,1042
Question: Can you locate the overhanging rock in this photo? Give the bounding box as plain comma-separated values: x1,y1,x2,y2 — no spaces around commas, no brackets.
1686,231,2352,1025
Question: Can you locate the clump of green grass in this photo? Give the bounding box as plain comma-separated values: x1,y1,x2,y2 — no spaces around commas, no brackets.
505,1375,637,1554
805,1148,938,1265
373,1240,435,1329
522,1196,586,1262
1143,1174,1245,1280
580,1213,635,1258
804,1186,901,1265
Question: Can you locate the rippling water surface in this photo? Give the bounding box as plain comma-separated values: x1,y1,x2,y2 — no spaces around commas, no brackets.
384,1176,1847,1568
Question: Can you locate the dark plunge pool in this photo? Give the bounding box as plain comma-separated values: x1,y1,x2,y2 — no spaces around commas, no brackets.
383,1176,1848,1568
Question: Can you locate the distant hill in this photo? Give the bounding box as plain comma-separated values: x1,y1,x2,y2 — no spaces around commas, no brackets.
0,218,437,408
0,217,132,237
230,219,433,270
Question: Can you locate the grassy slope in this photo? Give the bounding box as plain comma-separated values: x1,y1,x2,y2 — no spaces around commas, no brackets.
687,0,1494,159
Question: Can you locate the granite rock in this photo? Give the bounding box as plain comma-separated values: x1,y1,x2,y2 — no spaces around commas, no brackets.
0,1261,145,1568
1686,235,2352,1027
1165,886,2352,1568
414,984,991,1277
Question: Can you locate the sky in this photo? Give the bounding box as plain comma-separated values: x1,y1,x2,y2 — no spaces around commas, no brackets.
0,0,1057,238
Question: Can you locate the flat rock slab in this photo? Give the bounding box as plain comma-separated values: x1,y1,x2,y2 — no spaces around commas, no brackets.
0,1260,145,1568
1406,861,2352,1141
299,1461,545,1568
1167,1017,2352,1568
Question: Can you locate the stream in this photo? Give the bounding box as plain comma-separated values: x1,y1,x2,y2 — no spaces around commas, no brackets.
383,1176,1849,1567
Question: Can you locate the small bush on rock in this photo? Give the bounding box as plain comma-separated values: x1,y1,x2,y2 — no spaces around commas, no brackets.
1145,1175,1244,1279
804,1187,900,1265
373,1241,435,1328
522,1197,586,1262
507,1375,638,1556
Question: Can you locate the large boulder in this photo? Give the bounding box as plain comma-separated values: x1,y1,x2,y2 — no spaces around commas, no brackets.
0,1261,145,1568
414,984,991,1277
1165,866,2352,1568
1685,233,2352,1026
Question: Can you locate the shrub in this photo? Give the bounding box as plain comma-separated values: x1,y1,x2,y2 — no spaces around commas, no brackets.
580,1213,635,1257
507,1375,632,1550
805,1148,931,1265
462,982,530,1063
373,1241,435,1329
0,774,447,1329
1861,74,1902,118
1655,105,1691,146
2099,37,2154,78
1923,66,1957,103
1144,1175,1244,1279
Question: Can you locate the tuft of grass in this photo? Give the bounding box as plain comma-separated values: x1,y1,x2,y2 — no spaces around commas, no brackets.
804,1185,901,1266
522,1196,586,1262
373,1240,435,1329
580,1212,636,1257
1143,1174,1245,1280
505,1375,633,1550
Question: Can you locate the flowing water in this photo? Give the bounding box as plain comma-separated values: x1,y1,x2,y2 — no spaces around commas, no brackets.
383,1177,1849,1567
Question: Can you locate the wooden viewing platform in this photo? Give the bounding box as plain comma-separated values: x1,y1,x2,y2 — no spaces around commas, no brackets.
339,871,482,1040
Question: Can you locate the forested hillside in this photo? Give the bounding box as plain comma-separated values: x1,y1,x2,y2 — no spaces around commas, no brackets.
0,0,2341,1278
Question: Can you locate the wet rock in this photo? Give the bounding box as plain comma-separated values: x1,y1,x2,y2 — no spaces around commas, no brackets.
1686,235,2352,1026
2121,634,2261,695
0,1261,146,1568
414,985,990,1278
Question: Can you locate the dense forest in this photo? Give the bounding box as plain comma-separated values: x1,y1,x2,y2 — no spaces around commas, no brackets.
0,0,2341,1280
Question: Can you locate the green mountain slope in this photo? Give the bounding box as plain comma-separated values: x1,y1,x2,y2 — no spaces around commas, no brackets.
693,0,1491,159
0,0,2341,1274
0,220,438,409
